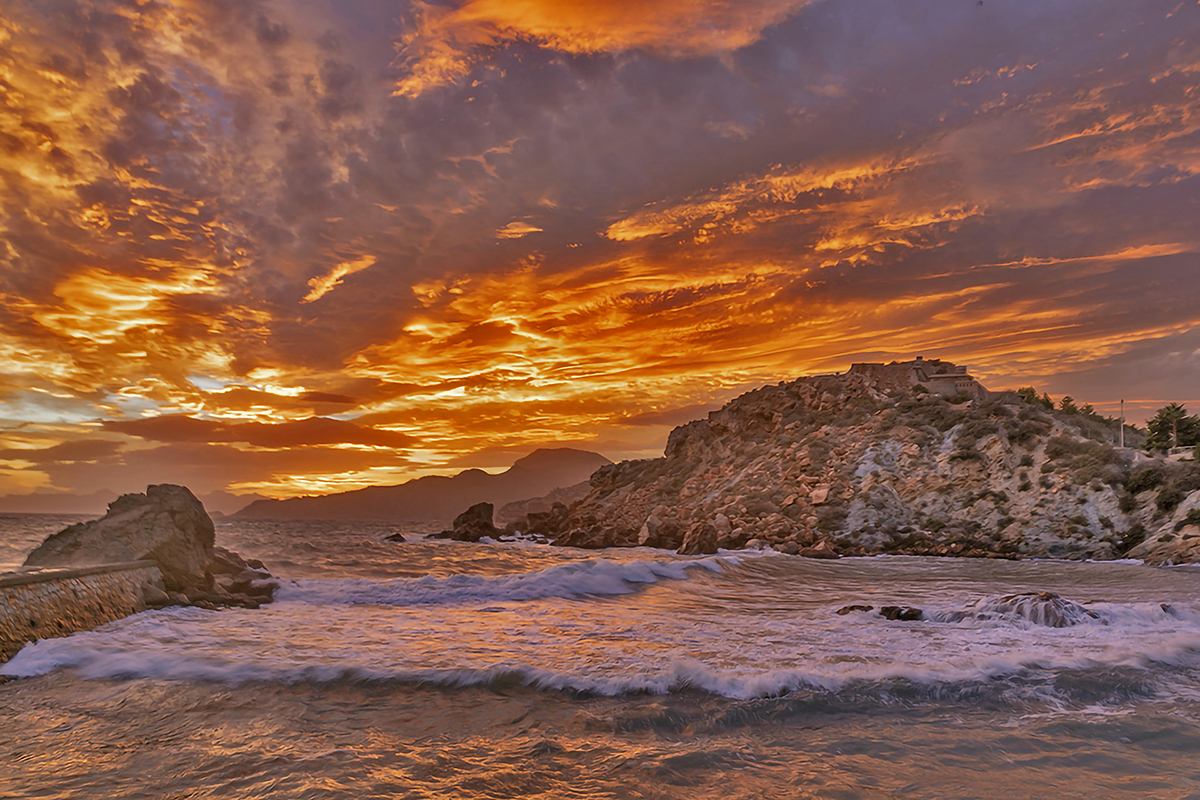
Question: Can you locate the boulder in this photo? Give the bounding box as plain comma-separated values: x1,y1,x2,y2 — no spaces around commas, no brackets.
836,604,874,615
509,502,571,540
23,484,274,608
937,592,1100,627
436,502,500,542
797,540,839,559
879,606,923,621
25,484,216,594
677,522,719,555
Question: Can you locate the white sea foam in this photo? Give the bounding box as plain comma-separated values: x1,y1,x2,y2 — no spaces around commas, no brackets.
274,554,735,606
7,631,1200,702
6,588,1200,706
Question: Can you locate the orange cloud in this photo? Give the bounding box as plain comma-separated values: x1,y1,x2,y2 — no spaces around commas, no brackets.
395,0,812,96
1,0,1198,504
303,256,379,303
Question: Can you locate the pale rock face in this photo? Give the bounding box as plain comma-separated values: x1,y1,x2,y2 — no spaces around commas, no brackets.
24,484,216,593
477,366,1193,562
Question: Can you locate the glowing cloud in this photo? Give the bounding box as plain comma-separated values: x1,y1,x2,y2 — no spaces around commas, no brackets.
0,0,1197,502
496,221,544,239
303,256,379,303
395,0,812,96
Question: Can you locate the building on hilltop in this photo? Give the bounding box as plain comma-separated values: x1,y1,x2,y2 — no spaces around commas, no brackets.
847,356,989,399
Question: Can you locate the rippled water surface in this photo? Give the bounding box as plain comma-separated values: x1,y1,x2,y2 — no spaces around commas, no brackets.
5,516,1200,798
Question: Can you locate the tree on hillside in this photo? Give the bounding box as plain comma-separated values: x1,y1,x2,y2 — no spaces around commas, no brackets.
1146,403,1200,451
1016,387,1054,409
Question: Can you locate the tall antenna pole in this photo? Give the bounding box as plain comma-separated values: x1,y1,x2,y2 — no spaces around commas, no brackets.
1119,399,1125,448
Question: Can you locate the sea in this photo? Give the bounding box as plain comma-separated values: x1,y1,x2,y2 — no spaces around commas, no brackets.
4,514,1200,799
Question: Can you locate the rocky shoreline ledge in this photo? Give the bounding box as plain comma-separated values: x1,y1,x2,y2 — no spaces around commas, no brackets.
442,363,1200,565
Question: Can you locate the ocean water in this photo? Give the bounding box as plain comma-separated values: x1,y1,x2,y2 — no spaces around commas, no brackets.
4,517,1200,798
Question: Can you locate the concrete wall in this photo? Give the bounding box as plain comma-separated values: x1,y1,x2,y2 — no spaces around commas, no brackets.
0,561,162,662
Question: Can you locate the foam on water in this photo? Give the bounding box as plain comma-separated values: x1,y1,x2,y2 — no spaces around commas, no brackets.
7,578,1200,708
274,554,736,606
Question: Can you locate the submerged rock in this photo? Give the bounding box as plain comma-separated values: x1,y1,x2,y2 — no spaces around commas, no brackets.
22,484,274,608
836,604,874,615
936,592,1100,627
879,606,924,621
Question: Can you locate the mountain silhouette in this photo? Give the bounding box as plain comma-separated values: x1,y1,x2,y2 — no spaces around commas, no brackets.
234,448,611,521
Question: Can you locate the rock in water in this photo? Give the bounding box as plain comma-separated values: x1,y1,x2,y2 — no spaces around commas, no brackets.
937,592,1100,627
22,484,274,606
879,606,924,621
435,502,500,542
836,604,874,615
25,485,214,593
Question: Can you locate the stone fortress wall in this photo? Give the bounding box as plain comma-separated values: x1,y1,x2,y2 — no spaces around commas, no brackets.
0,562,163,661
847,356,989,399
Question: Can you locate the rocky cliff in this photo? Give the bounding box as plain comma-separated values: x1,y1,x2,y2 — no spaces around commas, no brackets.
501,370,1200,563
235,448,611,521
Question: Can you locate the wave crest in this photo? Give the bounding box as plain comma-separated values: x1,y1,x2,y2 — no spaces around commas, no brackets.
275,554,733,606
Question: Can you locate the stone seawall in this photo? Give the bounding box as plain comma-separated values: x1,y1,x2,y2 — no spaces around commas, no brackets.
0,561,163,662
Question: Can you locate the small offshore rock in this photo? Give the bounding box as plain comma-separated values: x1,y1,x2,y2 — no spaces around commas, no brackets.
935,592,1100,627
879,606,924,621
436,502,500,542
836,604,874,615
384,532,407,542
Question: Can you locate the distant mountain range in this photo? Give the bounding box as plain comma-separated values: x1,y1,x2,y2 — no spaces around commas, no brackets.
0,490,118,516
234,448,612,521
0,489,269,517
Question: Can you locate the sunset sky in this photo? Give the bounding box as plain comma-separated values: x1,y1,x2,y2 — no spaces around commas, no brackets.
1,0,1198,509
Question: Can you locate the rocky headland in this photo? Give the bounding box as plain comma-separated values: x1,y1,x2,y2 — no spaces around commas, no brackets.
478,361,1200,563
22,484,275,609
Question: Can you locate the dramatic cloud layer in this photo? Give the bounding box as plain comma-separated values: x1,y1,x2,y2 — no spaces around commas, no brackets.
1,0,1197,503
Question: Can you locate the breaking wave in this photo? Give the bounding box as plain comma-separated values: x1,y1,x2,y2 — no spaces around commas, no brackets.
274,554,734,606
7,634,1200,707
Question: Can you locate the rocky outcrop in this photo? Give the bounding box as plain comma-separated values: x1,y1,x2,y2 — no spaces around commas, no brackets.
485,364,1199,562
433,502,501,542
1124,490,1200,565
836,593,1101,627
935,592,1100,627
496,480,593,527
22,484,274,608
